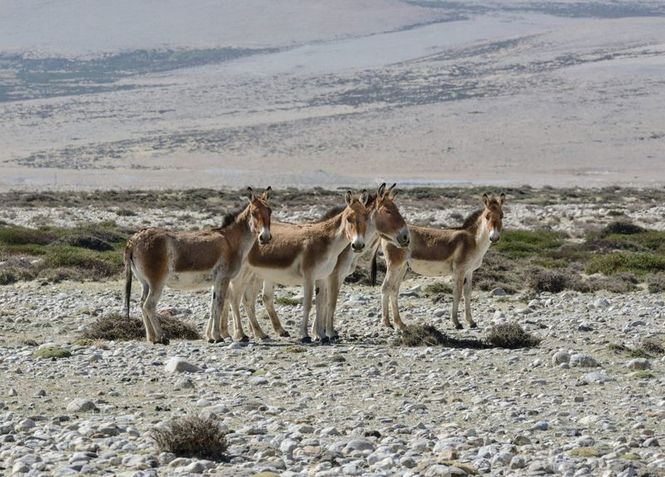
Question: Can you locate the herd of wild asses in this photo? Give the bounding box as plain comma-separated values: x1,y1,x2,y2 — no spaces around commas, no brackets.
123,184,505,345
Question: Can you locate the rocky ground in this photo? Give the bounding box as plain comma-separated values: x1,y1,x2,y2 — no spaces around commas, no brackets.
1,192,664,476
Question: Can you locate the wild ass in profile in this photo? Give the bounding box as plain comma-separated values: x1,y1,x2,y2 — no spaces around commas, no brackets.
374,193,505,330
208,190,372,343
123,187,273,344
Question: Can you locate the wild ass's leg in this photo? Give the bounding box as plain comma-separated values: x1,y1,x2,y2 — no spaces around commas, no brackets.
390,264,409,331
209,279,231,342
219,301,232,340
205,284,221,342
300,276,315,343
312,279,327,342
450,268,465,330
262,281,290,338
381,262,406,329
142,284,168,344
325,273,342,341
242,282,269,342
139,281,149,307
463,272,477,328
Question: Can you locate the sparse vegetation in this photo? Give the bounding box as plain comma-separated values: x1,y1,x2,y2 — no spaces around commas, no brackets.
151,415,228,461
284,346,307,353
80,312,200,341
631,371,655,380
275,296,300,306
0,222,130,284
33,346,72,360
486,323,541,349
569,447,601,458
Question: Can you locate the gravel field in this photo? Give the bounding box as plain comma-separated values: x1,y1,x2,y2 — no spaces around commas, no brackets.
1,192,664,476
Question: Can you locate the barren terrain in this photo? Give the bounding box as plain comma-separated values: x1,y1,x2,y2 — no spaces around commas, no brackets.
1,187,664,476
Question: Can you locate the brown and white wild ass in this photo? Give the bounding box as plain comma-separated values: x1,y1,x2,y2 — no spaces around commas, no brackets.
375,193,505,330
310,183,410,342
123,187,273,344
208,190,372,343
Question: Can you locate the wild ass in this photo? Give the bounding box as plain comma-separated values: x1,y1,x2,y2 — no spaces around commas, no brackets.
123,187,273,344
310,183,410,342
208,190,372,343
374,193,505,330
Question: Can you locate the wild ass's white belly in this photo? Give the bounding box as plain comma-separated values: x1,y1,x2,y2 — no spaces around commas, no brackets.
408,258,453,277
250,259,304,287
165,271,214,291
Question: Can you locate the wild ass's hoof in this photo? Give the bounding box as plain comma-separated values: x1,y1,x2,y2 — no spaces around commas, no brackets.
215,338,225,343
330,335,340,343
239,336,250,343
207,338,216,344
454,323,463,330
301,336,312,344
280,330,291,338
320,336,331,345
260,336,272,343
469,322,478,329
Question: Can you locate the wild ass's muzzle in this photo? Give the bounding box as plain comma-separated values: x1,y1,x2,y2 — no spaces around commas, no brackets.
351,236,365,253
259,228,272,245
397,227,410,248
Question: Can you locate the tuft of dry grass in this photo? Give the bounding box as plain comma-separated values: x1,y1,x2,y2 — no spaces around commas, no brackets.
33,346,72,360
151,415,228,461
485,323,541,349
80,312,200,341
396,324,488,349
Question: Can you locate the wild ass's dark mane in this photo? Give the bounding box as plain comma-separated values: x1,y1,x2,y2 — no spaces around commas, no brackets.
215,206,246,230
452,209,483,231
315,194,377,223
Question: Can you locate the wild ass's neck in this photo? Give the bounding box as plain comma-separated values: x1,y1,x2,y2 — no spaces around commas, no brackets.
473,215,492,253
226,206,258,258
324,212,357,257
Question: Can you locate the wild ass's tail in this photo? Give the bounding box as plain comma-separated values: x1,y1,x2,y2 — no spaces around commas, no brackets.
123,244,133,320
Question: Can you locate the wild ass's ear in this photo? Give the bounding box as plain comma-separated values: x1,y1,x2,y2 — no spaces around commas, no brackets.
387,183,398,198
247,187,256,202
360,189,370,206
499,192,506,205
377,182,387,198
344,190,353,206
482,192,491,207
261,186,272,201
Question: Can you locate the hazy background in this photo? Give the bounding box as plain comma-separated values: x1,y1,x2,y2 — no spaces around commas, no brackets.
1,0,664,190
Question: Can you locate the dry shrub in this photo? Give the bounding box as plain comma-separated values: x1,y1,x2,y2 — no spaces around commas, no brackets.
397,324,488,349
641,337,665,356
527,268,570,293
647,274,665,293
81,312,200,341
601,222,644,236
151,415,228,461
486,323,541,349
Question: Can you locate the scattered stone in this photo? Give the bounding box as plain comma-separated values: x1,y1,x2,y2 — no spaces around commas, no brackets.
626,359,651,370
570,354,599,368
165,357,201,374
66,398,99,413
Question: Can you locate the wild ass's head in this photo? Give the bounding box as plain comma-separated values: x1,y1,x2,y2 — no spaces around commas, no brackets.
343,189,371,253
482,192,505,244
247,186,273,245
372,182,410,248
